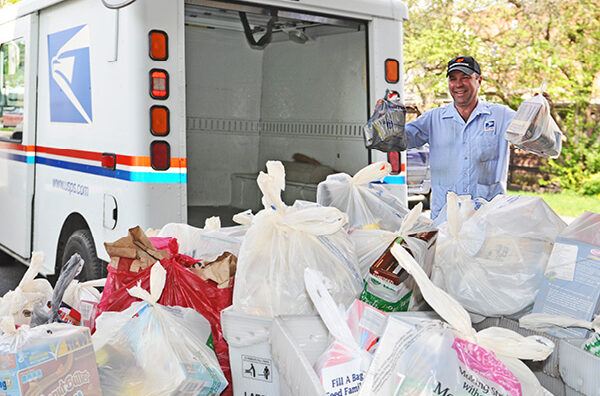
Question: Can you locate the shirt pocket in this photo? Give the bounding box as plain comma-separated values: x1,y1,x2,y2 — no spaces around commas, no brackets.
476,134,499,185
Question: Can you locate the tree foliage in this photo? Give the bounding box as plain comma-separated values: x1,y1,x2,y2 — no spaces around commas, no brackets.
403,0,600,191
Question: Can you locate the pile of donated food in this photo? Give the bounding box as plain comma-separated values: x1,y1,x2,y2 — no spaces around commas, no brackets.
1,159,600,396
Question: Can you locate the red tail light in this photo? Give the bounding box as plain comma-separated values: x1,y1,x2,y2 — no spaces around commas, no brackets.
388,152,400,174
151,141,170,170
150,69,169,99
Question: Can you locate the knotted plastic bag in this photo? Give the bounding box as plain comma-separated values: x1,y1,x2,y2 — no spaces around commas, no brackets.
359,244,555,396
505,82,562,158
432,192,566,317
352,203,438,311
93,263,228,396
317,161,413,231
363,90,407,152
0,252,53,326
232,161,362,317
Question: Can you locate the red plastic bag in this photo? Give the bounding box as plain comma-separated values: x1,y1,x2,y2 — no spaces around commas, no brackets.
96,236,234,395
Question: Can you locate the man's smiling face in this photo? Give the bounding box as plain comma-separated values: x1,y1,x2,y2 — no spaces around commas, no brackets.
448,70,481,108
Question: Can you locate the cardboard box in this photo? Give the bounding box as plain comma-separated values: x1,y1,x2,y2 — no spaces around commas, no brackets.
0,323,101,396
221,307,327,396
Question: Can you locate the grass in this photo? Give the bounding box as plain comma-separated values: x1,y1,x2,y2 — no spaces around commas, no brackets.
507,190,600,218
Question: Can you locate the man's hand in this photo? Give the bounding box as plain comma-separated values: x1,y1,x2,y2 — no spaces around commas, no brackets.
534,91,553,109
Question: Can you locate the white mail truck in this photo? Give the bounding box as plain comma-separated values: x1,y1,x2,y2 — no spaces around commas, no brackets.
0,0,408,279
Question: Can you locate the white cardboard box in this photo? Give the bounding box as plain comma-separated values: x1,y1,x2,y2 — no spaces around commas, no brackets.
221,307,328,396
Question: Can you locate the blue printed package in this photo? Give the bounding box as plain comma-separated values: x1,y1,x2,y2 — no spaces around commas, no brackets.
532,211,600,338
0,323,102,396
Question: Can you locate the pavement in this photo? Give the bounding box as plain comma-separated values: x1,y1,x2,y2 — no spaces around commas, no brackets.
0,251,27,296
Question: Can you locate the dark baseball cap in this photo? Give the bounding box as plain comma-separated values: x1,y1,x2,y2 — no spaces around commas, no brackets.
447,56,481,77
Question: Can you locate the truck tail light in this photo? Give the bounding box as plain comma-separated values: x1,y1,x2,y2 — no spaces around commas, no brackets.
388,151,400,174
150,69,169,99
149,30,168,60
151,141,170,170
150,105,169,135
385,59,399,84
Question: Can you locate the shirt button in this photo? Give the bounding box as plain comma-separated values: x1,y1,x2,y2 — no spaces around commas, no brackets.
464,156,468,160
463,172,467,176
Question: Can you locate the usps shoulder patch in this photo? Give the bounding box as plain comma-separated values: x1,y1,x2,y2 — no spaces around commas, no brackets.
47,25,93,124
484,120,495,133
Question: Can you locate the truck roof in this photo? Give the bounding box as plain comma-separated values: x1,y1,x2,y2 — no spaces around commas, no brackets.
0,0,408,26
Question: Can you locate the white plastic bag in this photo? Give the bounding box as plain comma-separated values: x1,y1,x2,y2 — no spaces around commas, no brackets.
351,204,438,311
158,214,248,263
359,244,554,396
317,162,413,231
232,161,362,317
505,83,562,159
432,192,566,317
93,263,227,395
0,252,53,326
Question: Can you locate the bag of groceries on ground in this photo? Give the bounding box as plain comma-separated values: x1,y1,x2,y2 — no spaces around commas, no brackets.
351,203,438,311
304,269,388,396
93,262,227,396
232,161,362,317
505,82,562,158
359,244,555,396
432,192,566,317
363,89,408,152
317,161,415,232
98,228,235,395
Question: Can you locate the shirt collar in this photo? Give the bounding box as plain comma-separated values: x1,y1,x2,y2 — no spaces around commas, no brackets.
441,98,491,122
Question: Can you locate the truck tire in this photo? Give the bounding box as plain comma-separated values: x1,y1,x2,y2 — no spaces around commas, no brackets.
59,229,106,281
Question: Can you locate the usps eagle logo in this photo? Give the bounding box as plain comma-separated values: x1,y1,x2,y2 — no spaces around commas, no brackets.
47,25,93,123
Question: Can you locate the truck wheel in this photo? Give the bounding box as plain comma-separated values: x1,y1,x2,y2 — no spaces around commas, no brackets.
60,229,106,281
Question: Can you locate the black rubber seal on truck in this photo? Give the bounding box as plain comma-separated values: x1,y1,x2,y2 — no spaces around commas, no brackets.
239,9,277,50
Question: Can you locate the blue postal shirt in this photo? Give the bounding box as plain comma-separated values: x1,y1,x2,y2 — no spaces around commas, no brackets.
405,99,516,219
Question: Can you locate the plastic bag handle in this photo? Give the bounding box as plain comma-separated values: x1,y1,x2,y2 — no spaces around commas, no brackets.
520,313,600,333
446,192,460,239
281,207,347,235
304,268,358,350
233,209,253,226
19,251,44,287
390,243,474,337
204,216,221,230
128,262,166,305
538,80,548,95
257,161,286,211
398,202,422,236
352,162,391,186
